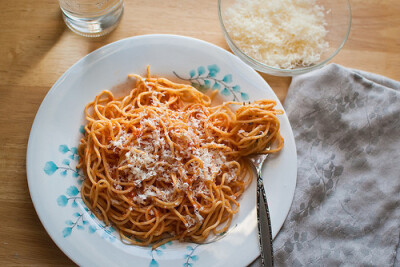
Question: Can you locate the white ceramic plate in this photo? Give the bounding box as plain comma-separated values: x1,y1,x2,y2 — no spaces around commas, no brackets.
27,34,297,267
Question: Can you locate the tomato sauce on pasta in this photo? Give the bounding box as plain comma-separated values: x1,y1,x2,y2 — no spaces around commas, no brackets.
77,68,283,247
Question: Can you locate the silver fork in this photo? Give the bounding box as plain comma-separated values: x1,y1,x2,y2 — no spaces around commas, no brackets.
249,150,274,267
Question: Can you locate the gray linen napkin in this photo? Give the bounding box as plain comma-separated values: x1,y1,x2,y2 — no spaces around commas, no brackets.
252,64,400,266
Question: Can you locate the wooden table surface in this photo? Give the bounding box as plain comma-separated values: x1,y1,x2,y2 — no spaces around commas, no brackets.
0,0,399,265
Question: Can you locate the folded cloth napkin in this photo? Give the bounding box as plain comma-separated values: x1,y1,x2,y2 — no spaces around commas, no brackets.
252,64,400,266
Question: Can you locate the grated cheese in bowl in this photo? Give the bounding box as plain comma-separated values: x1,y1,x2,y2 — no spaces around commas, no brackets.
222,0,329,70
218,0,356,76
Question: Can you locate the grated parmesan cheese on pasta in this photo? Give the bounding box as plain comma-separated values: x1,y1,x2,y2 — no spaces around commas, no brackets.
108,106,229,209
224,0,329,69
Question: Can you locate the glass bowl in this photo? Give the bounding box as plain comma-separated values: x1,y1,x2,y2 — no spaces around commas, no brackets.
218,0,352,76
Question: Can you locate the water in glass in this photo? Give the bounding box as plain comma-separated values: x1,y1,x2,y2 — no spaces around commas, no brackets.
59,0,124,37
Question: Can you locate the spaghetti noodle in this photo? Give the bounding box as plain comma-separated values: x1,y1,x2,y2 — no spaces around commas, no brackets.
77,68,283,247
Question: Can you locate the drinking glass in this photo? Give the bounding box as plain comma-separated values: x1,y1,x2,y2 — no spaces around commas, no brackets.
59,0,124,37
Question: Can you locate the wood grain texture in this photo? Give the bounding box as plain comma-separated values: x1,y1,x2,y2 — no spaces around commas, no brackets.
0,0,398,265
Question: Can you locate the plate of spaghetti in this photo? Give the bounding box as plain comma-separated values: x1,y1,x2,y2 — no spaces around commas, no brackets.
27,34,297,267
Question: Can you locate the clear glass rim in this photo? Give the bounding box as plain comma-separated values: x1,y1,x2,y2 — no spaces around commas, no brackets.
217,0,352,75
59,0,124,17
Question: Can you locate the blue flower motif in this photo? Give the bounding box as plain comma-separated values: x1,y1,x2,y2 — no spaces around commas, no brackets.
221,88,230,96
241,92,250,100
59,145,69,154
79,125,85,135
191,255,199,261
207,64,220,77
233,85,241,92
57,195,68,207
63,227,72,237
66,186,79,196
44,161,58,175
88,225,97,233
46,128,93,239
149,259,159,267
184,244,200,266
197,66,205,75
212,82,221,90
173,65,249,101
70,147,78,154
60,204,118,239
223,74,232,83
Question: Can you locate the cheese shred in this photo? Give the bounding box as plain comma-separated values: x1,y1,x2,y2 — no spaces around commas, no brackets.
224,0,329,69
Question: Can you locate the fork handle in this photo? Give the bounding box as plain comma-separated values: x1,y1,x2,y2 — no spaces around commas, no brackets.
257,176,274,267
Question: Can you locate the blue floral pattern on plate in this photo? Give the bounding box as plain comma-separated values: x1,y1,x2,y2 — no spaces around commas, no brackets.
173,64,249,101
44,142,116,241
184,245,200,267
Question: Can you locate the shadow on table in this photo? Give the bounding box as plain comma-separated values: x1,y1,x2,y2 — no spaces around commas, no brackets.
2,4,66,87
